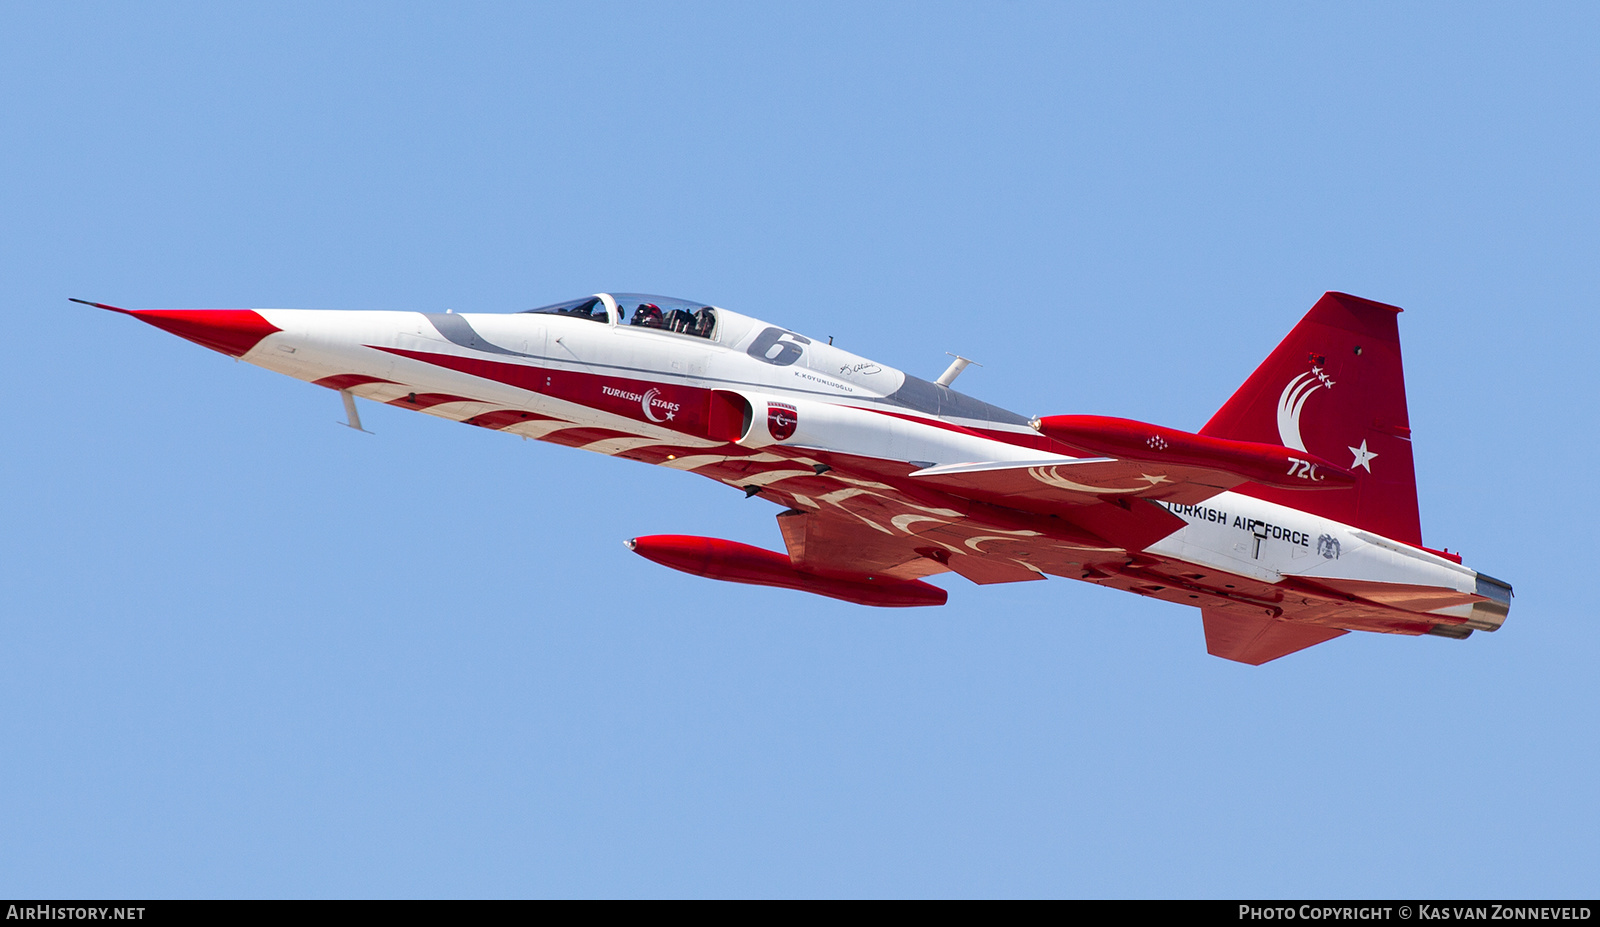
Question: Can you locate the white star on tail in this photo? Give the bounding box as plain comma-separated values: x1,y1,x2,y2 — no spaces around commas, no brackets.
1139,473,1170,486
1348,439,1379,473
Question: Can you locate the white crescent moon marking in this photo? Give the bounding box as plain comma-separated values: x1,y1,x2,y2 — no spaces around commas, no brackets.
1029,467,1148,495
964,535,1031,553
641,387,666,423
891,514,949,534
1275,372,1324,452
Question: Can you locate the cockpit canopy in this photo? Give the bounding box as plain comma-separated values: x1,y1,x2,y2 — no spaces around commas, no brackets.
525,295,609,323
524,293,717,341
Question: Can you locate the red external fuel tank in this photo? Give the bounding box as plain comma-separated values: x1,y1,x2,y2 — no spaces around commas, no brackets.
626,535,947,607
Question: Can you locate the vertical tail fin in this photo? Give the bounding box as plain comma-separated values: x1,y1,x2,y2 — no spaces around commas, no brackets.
1199,292,1422,545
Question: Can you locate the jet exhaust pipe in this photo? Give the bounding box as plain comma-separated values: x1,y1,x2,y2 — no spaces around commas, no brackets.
1032,415,1356,491
625,534,947,608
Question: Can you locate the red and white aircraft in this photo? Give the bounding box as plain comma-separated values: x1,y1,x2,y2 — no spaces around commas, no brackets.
82,290,1511,664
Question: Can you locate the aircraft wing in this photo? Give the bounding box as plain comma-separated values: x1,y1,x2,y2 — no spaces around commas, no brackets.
775,508,950,582
776,507,1051,585
908,457,1245,510
746,456,1188,587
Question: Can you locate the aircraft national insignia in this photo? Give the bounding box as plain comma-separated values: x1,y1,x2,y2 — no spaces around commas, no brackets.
767,401,798,441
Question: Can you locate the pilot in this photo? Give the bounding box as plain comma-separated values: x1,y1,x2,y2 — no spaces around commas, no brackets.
631,303,663,328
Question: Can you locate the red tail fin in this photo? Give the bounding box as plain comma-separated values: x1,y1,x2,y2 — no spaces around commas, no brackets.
1199,292,1422,545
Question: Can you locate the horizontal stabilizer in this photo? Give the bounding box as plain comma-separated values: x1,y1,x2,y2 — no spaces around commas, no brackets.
1201,608,1347,665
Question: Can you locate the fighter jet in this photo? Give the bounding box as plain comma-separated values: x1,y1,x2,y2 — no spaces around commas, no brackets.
79,291,1511,664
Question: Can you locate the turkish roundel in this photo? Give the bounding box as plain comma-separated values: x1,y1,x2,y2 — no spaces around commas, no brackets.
767,402,797,441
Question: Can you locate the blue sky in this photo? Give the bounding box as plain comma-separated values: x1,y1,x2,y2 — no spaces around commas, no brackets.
2,2,1595,898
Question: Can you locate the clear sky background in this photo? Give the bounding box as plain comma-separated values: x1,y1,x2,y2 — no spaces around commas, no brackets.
3,2,1595,899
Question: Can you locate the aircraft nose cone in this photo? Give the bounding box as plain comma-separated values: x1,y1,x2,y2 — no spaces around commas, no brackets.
126,308,282,357
76,300,282,358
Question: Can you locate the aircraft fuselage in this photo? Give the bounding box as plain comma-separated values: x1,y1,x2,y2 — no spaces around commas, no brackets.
91,291,1511,664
